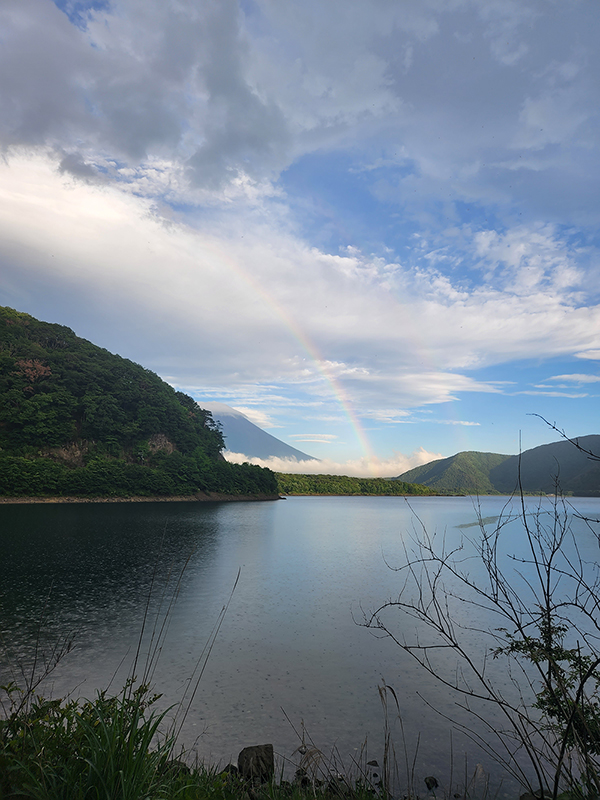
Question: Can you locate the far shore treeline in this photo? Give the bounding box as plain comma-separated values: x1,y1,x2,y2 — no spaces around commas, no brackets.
275,472,433,496
0,306,277,498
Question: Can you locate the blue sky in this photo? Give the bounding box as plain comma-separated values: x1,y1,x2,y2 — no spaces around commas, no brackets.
0,0,599,475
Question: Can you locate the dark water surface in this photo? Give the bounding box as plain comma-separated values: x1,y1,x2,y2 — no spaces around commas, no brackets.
1,495,599,793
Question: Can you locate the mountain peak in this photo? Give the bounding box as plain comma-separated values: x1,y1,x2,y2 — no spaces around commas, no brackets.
199,402,318,462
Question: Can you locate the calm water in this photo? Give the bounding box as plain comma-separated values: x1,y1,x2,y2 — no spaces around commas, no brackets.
1,495,599,793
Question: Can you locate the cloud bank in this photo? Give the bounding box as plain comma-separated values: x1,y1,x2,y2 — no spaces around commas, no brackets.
224,448,443,478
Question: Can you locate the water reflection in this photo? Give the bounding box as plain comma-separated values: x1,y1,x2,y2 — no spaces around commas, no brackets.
1,495,598,795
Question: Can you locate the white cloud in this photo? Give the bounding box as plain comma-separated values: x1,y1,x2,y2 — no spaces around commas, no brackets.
544,374,600,385
231,407,281,429
432,420,481,427
362,409,413,424
472,224,583,296
515,90,589,150
223,447,441,478
518,391,589,399
2,0,598,219
1,150,600,423
289,433,338,442
575,351,600,361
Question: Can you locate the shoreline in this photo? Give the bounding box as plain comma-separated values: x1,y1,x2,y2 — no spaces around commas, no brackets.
0,492,282,504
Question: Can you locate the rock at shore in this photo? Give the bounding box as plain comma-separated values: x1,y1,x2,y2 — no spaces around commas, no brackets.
238,744,274,783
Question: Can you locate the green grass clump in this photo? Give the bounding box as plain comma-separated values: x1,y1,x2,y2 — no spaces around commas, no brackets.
0,680,178,799
0,680,383,800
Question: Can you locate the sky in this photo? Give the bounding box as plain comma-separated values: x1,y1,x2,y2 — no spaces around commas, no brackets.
0,0,599,476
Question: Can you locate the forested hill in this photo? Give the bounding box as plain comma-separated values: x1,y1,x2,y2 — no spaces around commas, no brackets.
396,437,600,496
395,451,511,495
0,306,277,498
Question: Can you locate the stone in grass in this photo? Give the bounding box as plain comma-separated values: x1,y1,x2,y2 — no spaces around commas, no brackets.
219,764,240,780
238,744,275,783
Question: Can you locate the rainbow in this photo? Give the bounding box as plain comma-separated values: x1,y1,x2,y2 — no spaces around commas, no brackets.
202,237,375,462
278,312,375,462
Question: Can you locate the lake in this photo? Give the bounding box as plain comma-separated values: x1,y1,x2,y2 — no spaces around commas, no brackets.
1,494,599,795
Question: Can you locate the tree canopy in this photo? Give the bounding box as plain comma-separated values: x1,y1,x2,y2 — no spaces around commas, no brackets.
276,472,434,496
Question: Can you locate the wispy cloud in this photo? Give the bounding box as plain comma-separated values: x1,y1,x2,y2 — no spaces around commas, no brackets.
289,434,338,443
362,409,413,424
432,420,481,427
543,374,600,385
518,391,589,398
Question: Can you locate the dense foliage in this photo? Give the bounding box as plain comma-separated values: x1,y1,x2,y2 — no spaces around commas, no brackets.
276,472,433,496
397,442,600,496
489,436,600,495
0,307,277,497
396,451,511,494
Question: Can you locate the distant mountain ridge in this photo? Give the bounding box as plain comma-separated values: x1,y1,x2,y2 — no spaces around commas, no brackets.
396,436,600,496
200,402,317,462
